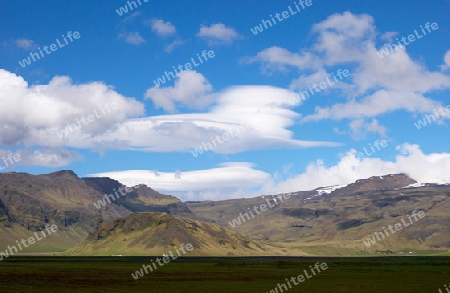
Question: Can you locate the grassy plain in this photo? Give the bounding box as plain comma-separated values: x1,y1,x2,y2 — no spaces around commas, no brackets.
0,257,449,292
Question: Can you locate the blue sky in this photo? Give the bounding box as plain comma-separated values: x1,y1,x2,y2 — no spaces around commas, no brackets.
1,0,450,200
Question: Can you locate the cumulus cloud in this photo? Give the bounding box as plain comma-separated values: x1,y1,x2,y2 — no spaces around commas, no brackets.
349,119,387,139
244,47,321,73
288,68,352,94
301,90,442,122
118,31,146,45
0,69,339,160
334,119,387,139
196,23,240,44
246,11,450,125
145,18,176,36
380,31,398,42
0,69,144,150
441,50,450,71
311,12,376,63
145,70,215,112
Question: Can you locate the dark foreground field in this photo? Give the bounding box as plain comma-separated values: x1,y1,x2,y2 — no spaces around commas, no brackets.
0,257,449,292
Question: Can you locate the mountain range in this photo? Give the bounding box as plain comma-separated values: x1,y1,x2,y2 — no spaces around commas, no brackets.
0,170,449,256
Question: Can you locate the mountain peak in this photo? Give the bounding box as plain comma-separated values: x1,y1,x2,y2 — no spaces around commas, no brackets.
49,170,79,179
330,173,417,196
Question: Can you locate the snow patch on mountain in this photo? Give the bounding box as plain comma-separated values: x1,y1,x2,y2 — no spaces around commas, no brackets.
403,177,450,188
315,185,347,195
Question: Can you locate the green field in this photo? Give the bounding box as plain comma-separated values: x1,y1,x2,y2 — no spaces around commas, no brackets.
0,257,449,292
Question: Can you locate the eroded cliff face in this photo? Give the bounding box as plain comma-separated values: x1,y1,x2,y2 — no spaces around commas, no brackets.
0,170,191,252
83,176,182,210
0,170,130,234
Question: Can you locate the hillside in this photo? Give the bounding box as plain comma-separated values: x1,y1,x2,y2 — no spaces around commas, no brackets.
83,177,180,207
0,170,131,252
186,174,450,255
66,212,296,256
83,176,194,218
0,171,199,253
1,171,449,256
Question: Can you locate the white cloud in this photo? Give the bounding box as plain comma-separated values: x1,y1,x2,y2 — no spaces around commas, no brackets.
311,11,376,65
90,162,270,201
289,68,352,93
334,119,387,139
196,23,240,44
301,90,442,122
244,47,321,73
14,39,37,50
145,70,215,112
0,69,340,159
262,143,450,195
19,148,83,167
0,148,82,168
97,90,341,154
247,11,450,124
90,144,450,201
165,39,185,53
146,18,176,37
349,119,387,139
122,11,142,23
0,69,144,150
118,31,146,45
91,76,342,154
380,31,398,42
441,50,450,71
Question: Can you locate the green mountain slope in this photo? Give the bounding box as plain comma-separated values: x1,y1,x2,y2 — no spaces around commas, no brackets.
66,212,299,256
